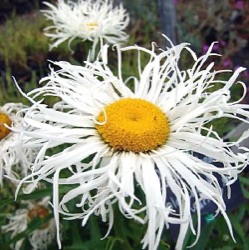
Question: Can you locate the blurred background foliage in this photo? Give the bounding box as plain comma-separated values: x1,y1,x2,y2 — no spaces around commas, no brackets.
0,0,248,249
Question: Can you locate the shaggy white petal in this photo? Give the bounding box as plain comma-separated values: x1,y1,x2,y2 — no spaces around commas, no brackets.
0,103,35,185
42,0,129,53
16,39,249,250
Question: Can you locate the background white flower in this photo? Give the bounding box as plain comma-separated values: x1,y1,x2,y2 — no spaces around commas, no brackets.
42,0,129,51
16,40,249,250
2,197,56,250
0,103,34,185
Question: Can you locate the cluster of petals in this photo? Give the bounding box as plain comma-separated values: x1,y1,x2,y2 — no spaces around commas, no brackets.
15,39,249,250
2,197,56,250
0,103,34,185
42,0,129,51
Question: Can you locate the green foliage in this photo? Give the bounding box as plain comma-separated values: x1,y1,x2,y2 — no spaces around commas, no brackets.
0,12,47,66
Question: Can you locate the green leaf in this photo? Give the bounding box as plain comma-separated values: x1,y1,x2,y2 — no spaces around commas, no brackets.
241,186,249,199
229,214,247,247
240,176,249,186
190,222,215,250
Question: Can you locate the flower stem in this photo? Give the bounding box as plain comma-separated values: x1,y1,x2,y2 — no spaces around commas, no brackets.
113,208,133,250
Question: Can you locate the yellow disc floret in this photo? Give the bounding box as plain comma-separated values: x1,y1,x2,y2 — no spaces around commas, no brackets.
86,22,98,31
0,112,12,140
96,98,170,153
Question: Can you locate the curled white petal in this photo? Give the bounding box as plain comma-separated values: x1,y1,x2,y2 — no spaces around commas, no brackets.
16,38,249,250
42,0,129,53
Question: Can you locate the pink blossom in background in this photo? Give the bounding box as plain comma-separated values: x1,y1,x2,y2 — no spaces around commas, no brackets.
202,43,219,54
202,44,209,54
212,44,219,51
242,70,249,78
222,58,232,68
235,0,244,9
220,40,227,47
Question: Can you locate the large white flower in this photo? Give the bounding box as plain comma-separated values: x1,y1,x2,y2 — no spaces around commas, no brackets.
16,39,249,250
2,197,56,250
42,0,129,51
0,103,34,185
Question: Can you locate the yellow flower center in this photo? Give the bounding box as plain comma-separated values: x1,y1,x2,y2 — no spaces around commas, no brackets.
0,112,12,140
96,98,170,153
86,22,98,31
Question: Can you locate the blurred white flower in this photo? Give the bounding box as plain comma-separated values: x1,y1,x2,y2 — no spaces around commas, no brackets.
16,38,249,250
42,0,129,53
2,197,56,250
0,103,34,185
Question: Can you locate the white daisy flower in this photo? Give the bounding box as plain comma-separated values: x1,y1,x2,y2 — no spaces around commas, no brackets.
0,103,34,185
2,197,56,250
42,0,129,53
16,38,249,250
